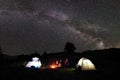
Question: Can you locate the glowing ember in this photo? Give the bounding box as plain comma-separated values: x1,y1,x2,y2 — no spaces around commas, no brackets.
49,60,62,69
50,65,57,69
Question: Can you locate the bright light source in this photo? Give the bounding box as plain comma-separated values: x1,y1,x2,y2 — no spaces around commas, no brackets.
76,57,96,70
50,65,57,69
26,57,42,69
49,60,62,69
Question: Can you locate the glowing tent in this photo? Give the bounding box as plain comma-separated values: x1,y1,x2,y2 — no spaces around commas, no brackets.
76,57,96,70
26,57,42,69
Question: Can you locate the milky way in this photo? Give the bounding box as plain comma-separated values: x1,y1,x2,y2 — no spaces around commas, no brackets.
0,0,120,55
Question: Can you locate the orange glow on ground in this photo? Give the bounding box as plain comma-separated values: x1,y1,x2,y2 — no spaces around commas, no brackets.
49,60,62,69
50,65,57,69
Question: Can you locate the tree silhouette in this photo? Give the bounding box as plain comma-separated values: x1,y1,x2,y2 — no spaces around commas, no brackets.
64,42,76,53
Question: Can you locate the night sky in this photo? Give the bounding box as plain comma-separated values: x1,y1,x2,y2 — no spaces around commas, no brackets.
0,0,120,55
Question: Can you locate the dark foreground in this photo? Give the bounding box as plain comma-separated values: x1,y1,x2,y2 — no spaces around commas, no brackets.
1,48,120,80
0,66,119,80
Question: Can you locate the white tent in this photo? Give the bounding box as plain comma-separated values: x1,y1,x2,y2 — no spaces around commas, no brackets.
76,57,96,70
26,57,42,69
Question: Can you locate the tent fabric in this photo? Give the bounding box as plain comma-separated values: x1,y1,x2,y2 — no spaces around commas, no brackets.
76,57,96,70
26,57,42,69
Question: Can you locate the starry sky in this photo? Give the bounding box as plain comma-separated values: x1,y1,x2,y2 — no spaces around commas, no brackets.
0,0,120,55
